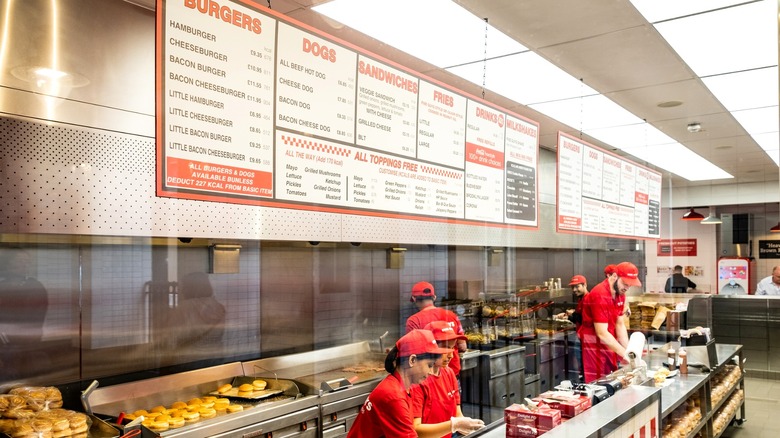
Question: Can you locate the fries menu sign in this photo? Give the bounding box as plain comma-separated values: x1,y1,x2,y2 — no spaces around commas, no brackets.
156,0,539,228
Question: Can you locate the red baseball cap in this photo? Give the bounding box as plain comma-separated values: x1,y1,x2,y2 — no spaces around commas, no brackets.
568,275,587,286
397,329,452,357
410,281,435,302
615,262,642,287
604,264,617,276
424,321,467,341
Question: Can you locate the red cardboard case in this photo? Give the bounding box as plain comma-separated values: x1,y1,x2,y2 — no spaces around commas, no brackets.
505,403,562,431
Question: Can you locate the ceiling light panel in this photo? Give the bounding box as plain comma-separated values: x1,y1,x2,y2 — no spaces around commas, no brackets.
748,131,780,165
626,144,734,181
529,94,643,132
731,106,780,135
701,67,779,112
312,0,527,68
445,51,598,104
628,0,748,22
651,0,778,77
586,124,676,150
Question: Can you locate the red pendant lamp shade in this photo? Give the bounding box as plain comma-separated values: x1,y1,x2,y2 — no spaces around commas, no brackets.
681,208,705,221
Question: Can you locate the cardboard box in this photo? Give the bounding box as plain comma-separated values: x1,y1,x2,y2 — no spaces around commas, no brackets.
506,423,548,437
532,391,592,418
505,403,562,431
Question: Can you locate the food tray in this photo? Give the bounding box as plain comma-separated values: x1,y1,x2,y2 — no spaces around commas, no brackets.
208,376,287,400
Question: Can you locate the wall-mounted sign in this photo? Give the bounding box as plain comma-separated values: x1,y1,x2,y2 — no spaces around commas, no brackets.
758,240,780,259
156,0,539,229
556,132,662,239
656,239,697,257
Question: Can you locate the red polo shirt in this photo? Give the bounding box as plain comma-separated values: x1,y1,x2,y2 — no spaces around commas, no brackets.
347,371,417,438
411,366,460,437
578,278,626,382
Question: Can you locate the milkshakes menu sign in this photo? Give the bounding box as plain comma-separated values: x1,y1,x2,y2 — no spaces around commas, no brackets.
156,0,539,228
556,132,662,239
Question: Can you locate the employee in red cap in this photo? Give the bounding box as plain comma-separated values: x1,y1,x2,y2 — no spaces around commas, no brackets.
412,321,484,437
555,274,589,329
406,281,467,376
578,262,641,382
347,329,451,438
604,264,617,278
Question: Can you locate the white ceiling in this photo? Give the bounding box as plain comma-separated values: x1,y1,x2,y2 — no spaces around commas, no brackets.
131,0,778,199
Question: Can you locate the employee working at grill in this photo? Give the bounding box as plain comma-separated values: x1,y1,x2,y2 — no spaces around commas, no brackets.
555,275,589,380
406,281,467,376
412,321,485,438
578,262,640,382
347,329,451,438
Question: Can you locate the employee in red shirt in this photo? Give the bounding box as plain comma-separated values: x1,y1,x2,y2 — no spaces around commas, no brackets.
412,321,484,438
406,281,467,376
347,329,451,438
578,262,641,382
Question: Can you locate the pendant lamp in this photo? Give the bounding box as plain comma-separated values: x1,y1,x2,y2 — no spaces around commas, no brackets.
700,207,722,225
771,223,780,233
681,208,705,221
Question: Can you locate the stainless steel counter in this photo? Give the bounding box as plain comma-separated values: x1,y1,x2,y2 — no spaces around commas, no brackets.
471,343,744,438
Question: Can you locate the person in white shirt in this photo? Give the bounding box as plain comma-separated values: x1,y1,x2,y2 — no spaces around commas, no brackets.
755,266,780,295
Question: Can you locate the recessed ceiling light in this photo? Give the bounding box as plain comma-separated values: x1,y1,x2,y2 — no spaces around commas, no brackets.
657,100,683,108
687,122,703,133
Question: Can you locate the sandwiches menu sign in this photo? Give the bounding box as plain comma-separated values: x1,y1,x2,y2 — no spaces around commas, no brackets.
156,0,539,228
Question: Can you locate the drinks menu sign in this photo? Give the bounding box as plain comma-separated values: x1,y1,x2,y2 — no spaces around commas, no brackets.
557,132,661,239
156,0,539,228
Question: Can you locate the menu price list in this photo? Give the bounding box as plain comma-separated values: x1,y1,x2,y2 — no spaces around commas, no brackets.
556,132,661,238
160,0,540,228
505,162,536,221
275,131,465,218
163,0,277,197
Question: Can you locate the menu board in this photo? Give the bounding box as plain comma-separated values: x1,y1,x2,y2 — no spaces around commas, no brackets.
557,132,661,239
156,0,539,228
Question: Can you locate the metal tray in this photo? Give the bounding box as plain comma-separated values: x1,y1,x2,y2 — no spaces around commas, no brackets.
207,376,290,400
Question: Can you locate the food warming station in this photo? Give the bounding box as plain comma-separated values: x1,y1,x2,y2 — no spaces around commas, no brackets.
84,341,387,438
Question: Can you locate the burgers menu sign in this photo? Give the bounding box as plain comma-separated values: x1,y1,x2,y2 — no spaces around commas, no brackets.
156,0,539,228
556,132,661,239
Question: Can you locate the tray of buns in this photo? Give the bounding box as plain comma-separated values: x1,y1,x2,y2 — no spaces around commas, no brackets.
209,377,285,400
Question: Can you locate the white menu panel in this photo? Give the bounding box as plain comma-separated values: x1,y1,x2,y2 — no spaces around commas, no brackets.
158,0,539,230
556,132,661,239
276,22,357,143
417,80,467,168
356,55,418,156
163,1,278,198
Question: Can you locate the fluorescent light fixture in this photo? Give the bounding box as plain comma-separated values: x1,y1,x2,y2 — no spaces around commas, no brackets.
750,131,780,165
530,94,644,131
587,123,676,150
446,51,597,104
628,0,748,23
626,143,733,181
701,67,778,112
731,106,779,136
652,1,777,77
313,0,526,68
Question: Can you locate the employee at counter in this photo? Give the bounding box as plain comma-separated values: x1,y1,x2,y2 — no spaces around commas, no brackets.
348,329,451,438
755,265,780,295
412,321,484,438
579,262,640,382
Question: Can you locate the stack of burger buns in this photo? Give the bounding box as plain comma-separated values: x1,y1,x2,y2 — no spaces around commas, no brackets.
0,386,90,438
